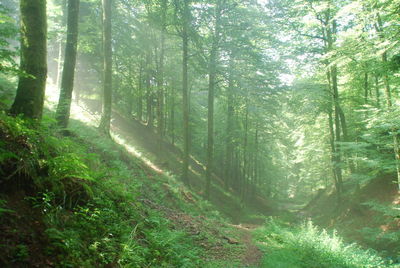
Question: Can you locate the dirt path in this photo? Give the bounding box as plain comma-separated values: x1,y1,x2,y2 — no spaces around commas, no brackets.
233,224,263,267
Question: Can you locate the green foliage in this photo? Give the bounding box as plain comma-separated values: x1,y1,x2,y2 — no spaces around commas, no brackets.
0,3,18,75
1,113,238,267
0,198,14,216
359,200,400,257
254,218,391,268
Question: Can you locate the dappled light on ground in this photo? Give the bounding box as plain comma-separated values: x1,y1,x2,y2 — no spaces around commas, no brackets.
112,134,164,174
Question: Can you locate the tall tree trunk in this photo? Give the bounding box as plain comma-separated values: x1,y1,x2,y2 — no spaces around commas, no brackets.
99,0,112,135
181,0,190,185
253,125,259,197
364,72,369,105
376,12,400,190
157,0,167,138
205,0,222,200
325,17,343,198
56,0,67,89
145,52,154,127
328,109,339,191
170,87,175,145
56,0,80,128
10,0,47,119
331,65,343,196
137,61,143,121
374,75,380,108
326,69,341,199
224,58,234,189
241,98,249,205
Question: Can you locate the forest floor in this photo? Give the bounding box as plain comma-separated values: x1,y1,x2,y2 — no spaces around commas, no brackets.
73,99,267,265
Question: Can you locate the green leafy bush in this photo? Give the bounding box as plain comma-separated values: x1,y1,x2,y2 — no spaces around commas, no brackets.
254,218,392,268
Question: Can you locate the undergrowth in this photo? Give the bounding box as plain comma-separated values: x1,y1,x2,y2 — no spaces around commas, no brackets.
253,218,398,268
359,200,400,257
0,112,241,267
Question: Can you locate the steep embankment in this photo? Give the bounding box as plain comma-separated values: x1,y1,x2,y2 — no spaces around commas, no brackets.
303,177,400,257
0,112,262,267
79,98,273,223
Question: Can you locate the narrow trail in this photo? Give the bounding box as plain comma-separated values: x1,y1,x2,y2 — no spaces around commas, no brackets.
233,224,263,267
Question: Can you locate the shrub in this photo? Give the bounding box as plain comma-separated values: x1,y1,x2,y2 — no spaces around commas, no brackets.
254,218,390,268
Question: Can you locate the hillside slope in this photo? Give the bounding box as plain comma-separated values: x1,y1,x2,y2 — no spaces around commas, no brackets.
79,98,274,223
0,112,261,267
303,177,400,258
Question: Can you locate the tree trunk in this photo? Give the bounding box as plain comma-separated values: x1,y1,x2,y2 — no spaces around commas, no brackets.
99,0,112,136
56,0,80,128
137,61,143,121
364,72,369,105
181,0,190,185
325,18,343,198
145,52,154,127
56,0,67,89
374,75,380,108
376,12,400,190
10,0,47,119
241,98,249,205
170,88,175,145
331,65,343,195
253,126,259,197
157,0,167,138
224,57,235,189
205,0,222,200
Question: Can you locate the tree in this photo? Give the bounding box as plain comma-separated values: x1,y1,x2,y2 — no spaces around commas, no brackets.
55,0,80,128
205,0,223,200
99,0,112,135
10,0,47,119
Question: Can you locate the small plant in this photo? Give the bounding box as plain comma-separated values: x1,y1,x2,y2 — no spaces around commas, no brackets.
0,198,14,216
12,244,29,262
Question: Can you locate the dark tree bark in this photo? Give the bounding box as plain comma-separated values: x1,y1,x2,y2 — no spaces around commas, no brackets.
10,0,47,119
55,0,80,128
99,0,112,136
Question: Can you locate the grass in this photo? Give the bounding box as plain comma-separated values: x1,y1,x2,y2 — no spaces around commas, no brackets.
0,111,248,267
253,218,399,268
